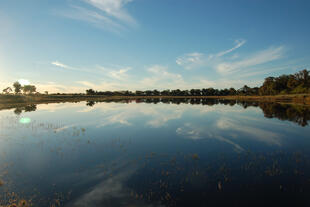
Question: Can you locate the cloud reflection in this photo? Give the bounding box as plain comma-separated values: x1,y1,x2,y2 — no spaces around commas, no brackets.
67,165,163,207
216,118,281,146
176,123,244,152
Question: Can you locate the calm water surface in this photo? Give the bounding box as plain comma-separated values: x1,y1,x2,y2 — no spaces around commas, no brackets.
0,99,310,206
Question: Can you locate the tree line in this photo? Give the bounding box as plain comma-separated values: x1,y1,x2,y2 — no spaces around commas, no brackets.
86,69,310,96
2,82,37,94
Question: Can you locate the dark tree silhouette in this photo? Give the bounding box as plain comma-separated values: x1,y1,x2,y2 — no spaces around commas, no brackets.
13,82,22,94
22,85,36,94
2,87,12,94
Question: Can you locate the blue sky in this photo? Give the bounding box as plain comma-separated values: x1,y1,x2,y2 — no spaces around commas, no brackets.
0,0,310,92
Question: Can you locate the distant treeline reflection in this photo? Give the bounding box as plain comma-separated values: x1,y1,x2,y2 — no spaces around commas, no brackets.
86,99,310,126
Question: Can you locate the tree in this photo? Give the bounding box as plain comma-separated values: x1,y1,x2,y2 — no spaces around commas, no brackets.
295,69,309,86
44,91,49,95
238,85,251,95
3,87,12,94
229,88,237,95
22,85,36,94
259,77,277,95
287,75,299,90
86,89,95,95
13,81,22,94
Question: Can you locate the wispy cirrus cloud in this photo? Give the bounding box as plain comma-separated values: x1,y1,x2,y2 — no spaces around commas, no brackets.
176,39,285,78
84,0,137,25
176,122,244,152
216,46,285,75
98,65,131,80
176,52,205,70
51,61,72,70
51,61,132,81
216,118,282,146
176,39,246,70
51,61,93,73
216,39,246,57
139,65,184,89
57,0,137,34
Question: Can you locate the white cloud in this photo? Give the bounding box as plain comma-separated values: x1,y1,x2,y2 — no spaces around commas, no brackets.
216,118,281,146
51,61,75,70
84,0,137,25
176,39,286,80
67,164,163,207
176,123,244,152
76,80,130,91
51,62,132,81
34,81,87,93
139,65,184,89
216,39,246,57
60,5,126,34
98,66,131,80
216,46,284,75
57,0,137,34
176,53,205,70
236,64,291,78
176,39,246,70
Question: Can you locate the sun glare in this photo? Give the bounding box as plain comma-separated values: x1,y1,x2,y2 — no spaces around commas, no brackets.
19,117,31,124
18,79,30,85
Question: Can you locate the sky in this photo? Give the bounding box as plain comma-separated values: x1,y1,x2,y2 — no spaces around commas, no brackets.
0,0,310,93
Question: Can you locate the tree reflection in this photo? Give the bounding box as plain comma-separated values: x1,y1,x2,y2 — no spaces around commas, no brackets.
258,103,310,127
13,104,37,115
86,101,95,107
85,98,310,126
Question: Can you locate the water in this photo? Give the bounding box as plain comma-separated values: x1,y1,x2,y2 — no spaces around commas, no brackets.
0,99,310,206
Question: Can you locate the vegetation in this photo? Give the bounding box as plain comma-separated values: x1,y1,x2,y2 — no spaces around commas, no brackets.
2,82,37,95
2,87,12,94
22,85,36,94
259,69,310,95
13,81,22,94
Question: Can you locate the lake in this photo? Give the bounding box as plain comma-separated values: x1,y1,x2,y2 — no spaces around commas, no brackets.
0,99,310,207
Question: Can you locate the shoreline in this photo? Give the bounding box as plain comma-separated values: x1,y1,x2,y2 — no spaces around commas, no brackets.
0,94,310,110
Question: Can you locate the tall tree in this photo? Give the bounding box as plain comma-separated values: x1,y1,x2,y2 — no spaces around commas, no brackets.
13,81,22,94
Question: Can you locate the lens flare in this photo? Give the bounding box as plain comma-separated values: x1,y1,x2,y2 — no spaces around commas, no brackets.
19,117,31,124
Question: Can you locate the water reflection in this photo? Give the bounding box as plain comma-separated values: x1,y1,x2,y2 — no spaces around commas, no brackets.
3,99,310,127
0,100,310,206
14,104,37,115
84,98,310,126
